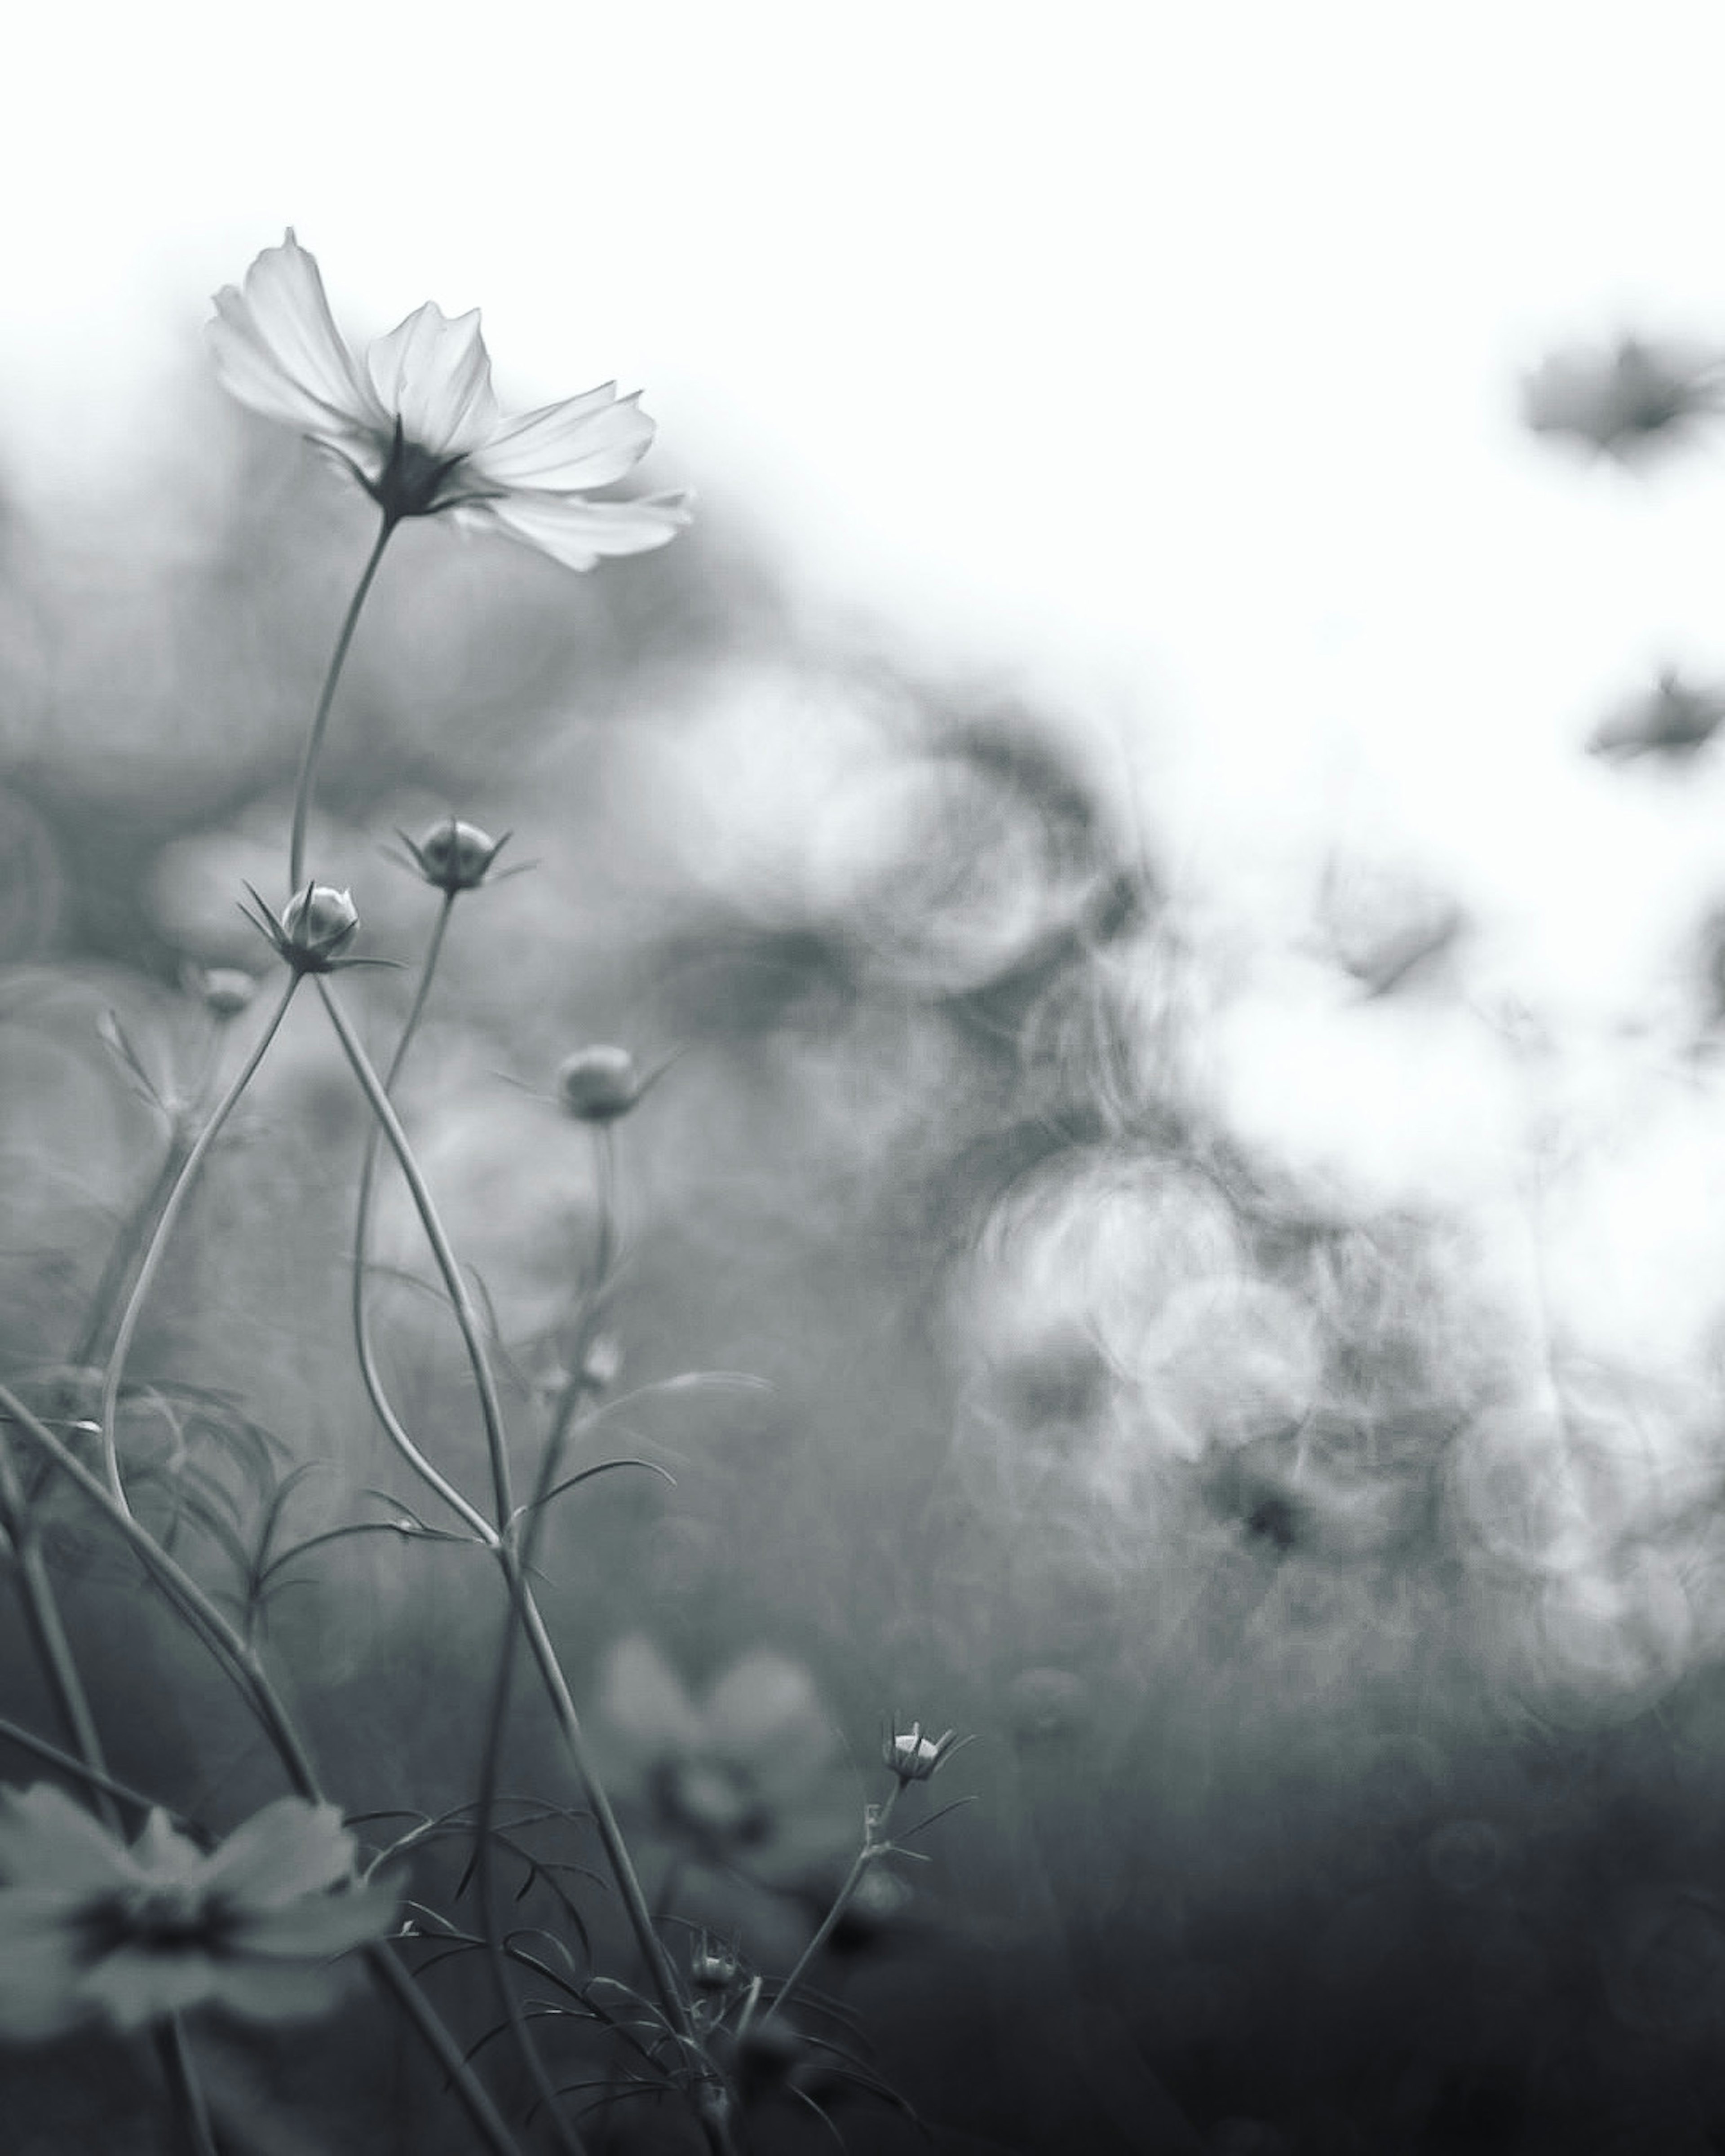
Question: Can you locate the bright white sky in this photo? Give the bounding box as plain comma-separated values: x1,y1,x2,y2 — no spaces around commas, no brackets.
15,2,1725,1364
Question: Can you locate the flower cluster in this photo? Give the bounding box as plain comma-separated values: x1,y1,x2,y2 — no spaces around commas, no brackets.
0,1785,398,2038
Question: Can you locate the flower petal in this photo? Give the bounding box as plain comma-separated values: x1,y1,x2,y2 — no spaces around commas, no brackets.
133,1808,209,1885
0,1907,89,2038
236,1877,401,1957
81,1945,223,2029
365,303,498,459
0,1784,136,1892
208,230,383,440
596,1635,708,1758
467,386,656,491
206,1957,347,2023
702,1652,838,1780
196,1799,357,1909
475,489,693,574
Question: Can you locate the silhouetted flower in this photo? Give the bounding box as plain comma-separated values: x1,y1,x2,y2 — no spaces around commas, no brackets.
210,231,691,570
1588,668,1725,761
0,1785,398,2037
1522,335,1725,461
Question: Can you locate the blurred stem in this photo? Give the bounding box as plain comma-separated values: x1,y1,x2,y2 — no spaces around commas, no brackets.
0,1437,116,1828
0,1712,161,1813
98,975,300,1512
289,510,397,895
317,994,695,2047
0,1379,529,2156
761,1786,901,2031
364,1941,529,2156
70,1129,195,1374
155,2017,219,2156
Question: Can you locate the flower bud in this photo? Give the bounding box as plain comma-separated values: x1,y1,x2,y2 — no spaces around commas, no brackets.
402,816,509,893
882,1721,964,1785
556,1044,641,1122
689,1940,740,1993
199,968,259,1021
281,885,360,964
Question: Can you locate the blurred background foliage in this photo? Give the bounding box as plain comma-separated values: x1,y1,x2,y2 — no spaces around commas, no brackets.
10,392,1725,2153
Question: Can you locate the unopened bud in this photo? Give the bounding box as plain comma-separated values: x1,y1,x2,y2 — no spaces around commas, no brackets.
199,968,258,1021
282,885,360,964
403,816,509,893
883,1721,964,1785
556,1045,641,1122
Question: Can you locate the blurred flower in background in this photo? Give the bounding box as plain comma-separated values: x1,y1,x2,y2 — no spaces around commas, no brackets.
209,231,692,570
1522,333,1725,461
0,1785,397,2037
1587,667,1725,762
593,1635,856,1942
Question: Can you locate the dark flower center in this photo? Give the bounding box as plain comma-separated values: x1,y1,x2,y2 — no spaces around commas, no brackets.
77,1883,239,1961
367,420,469,521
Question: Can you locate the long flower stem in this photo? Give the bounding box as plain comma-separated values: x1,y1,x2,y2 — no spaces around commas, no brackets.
762,1787,900,2031
0,1440,115,1821
289,511,397,894
0,1380,527,2156
346,897,498,1545
70,1130,195,1373
156,2018,219,2156
364,1941,528,2156
0,1381,320,1797
318,980,514,1524
318,989,690,2039
98,976,300,1510
343,906,584,2153
0,1713,162,1812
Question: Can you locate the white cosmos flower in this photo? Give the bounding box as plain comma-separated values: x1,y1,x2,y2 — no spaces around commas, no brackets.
209,230,691,572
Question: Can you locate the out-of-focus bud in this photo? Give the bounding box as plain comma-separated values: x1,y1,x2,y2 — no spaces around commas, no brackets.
690,1939,741,1993
882,1721,965,1785
1522,334,1725,463
1589,668,1725,763
398,816,510,894
556,1044,641,1122
198,968,259,1021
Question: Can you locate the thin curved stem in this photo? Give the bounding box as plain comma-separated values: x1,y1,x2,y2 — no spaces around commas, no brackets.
760,1788,900,2031
156,2018,220,2156
342,903,584,2152
364,1941,528,2156
347,897,498,1545
70,1130,194,1373
0,1439,115,1822
318,992,691,2041
0,1713,162,1814
1,1380,320,1798
289,511,397,894
98,975,300,1511
318,979,515,1525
